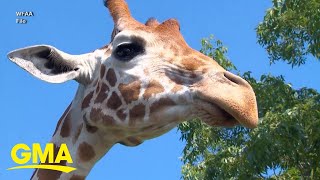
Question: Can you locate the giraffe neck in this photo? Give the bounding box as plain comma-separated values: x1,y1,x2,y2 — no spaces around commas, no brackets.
31,86,117,180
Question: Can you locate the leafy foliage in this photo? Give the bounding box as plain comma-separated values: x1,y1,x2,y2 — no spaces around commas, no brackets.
179,37,320,179
256,0,320,66
200,35,237,71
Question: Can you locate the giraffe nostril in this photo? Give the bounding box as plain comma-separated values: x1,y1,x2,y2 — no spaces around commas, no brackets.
223,72,239,84
223,71,250,88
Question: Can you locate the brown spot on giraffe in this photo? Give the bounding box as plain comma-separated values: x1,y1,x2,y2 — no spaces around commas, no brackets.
102,114,116,126
94,83,109,104
73,123,83,144
86,124,98,133
82,91,94,110
84,114,98,133
70,175,86,180
78,142,95,162
53,104,71,136
37,144,66,180
100,65,106,79
60,113,71,138
90,108,102,122
106,68,117,87
150,98,176,113
117,109,127,121
107,92,122,110
129,103,145,126
143,80,165,99
90,108,116,126
37,165,63,180
90,108,103,123
119,80,142,104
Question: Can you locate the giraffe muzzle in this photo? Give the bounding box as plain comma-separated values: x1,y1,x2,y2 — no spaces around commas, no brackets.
194,70,259,128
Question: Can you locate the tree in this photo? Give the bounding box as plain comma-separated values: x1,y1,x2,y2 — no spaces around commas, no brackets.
257,0,320,66
179,36,320,179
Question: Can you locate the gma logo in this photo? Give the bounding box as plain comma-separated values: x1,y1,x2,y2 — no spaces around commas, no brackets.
7,143,76,173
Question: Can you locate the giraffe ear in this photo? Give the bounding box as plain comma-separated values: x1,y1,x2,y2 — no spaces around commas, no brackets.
8,45,88,84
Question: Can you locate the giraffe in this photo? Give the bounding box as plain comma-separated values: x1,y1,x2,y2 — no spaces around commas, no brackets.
7,0,258,179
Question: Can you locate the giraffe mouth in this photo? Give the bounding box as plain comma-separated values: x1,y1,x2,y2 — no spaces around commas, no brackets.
195,100,239,127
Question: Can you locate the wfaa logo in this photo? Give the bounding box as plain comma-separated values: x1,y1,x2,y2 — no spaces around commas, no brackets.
7,143,76,173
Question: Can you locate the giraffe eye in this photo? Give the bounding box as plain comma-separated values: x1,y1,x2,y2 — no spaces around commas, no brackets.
114,43,144,61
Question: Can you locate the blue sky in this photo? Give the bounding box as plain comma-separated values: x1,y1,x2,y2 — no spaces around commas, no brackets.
1,0,319,180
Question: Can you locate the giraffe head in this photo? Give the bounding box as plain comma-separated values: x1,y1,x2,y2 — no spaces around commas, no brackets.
8,0,258,143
